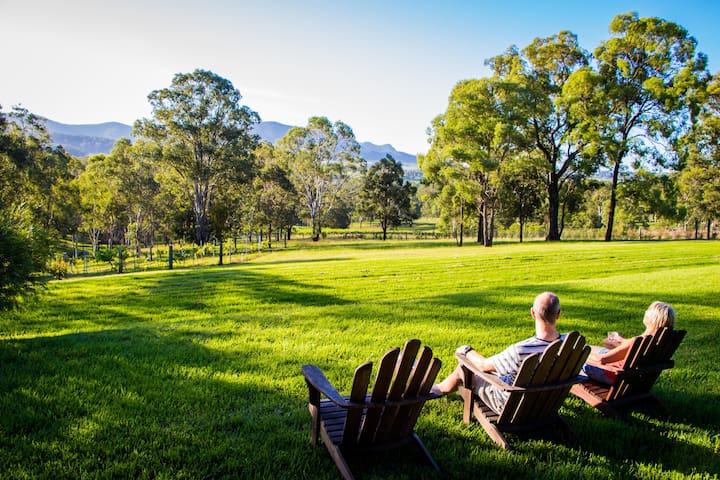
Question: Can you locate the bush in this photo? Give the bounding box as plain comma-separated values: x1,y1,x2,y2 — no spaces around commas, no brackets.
0,216,50,309
46,257,69,280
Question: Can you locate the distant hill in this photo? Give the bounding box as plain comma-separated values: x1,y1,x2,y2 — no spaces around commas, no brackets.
42,118,419,169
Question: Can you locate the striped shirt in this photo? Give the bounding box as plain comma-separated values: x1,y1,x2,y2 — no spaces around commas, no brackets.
491,333,566,385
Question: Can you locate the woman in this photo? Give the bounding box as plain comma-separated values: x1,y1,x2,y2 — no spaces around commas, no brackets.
583,301,676,384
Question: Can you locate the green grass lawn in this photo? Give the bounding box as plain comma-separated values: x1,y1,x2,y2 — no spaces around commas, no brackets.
1,239,719,479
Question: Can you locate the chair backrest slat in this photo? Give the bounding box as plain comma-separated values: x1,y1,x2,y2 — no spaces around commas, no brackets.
375,340,421,442
401,356,442,437
342,362,372,445
357,347,400,444
498,353,539,424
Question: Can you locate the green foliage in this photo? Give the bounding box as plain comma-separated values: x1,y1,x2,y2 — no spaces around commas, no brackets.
134,69,260,244
360,155,417,239
94,247,116,269
46,257,69,280
0,215,49,308
1,240,719,478
277,116,365,241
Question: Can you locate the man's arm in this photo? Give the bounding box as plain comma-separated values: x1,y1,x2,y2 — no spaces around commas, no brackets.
457,345,496,372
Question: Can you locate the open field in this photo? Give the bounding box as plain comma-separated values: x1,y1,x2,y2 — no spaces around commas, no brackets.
1,239,719,479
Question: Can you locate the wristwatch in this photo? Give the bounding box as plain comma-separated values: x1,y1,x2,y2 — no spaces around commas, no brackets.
460,345,473,355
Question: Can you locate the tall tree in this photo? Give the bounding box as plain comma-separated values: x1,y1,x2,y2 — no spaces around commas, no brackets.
0,106,60,307
593,12,708,241
489,32,596,240
249,142,298,249
277,116,364,241
134,69,260,244
678,73,720,239
497,154,544,242
429,77,524,246
76,154,116,254
359,155,416,240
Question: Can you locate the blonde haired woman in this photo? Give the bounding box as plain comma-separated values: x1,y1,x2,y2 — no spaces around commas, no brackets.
583,301,676,384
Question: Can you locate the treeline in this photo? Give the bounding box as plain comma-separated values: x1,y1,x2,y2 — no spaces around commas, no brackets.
0,70,418,307
419,12,720,246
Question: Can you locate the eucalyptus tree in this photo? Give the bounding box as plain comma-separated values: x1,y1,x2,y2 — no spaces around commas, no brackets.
76,154,116,254
678,73,720,239
618,168,682,237
497,154,544,242
276,116,364,241
105,138,162,256
420,115,476,245
591,12,709,241
134,69,260,245
251,142,298,249
431,77,524,246
488,32,597,241
359,155,416,240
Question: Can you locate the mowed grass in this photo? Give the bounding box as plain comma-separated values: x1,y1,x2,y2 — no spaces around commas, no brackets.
1,239,719,479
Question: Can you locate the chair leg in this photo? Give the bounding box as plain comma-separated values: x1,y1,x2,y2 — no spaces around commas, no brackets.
325,443,355,480
476,413,511,450
412,432,441,472
459,386,472,424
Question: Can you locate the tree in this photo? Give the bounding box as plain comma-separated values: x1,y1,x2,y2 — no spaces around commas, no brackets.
497,154,544,242
420,116,475,246
277,116,364,241
0,106,58,308
76,154,116,255
618,168,681,237
678,73,720,239
249,142,298,250
426,78,524,246
488,32,597,241
592,12,708,241
134,69,260,245
359,155,417,240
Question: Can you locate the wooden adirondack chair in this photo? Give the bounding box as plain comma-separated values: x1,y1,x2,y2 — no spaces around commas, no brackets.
456,331,590,450
301,339,443,480
571,327,686,417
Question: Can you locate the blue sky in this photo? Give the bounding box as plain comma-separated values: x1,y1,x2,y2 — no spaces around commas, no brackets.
2,0,719,154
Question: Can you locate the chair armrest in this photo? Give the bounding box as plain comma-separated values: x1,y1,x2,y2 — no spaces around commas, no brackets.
455,351,515,390
302,364,351,408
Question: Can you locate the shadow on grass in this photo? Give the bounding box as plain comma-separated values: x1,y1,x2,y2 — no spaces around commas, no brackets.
0,327,325,478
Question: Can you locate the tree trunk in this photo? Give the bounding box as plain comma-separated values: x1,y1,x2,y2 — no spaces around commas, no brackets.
604,159,622,242
694,219,699,240
458,198,464,246
546,172,561,241
168,242,174,270
519,217,525,243
707,219,711,240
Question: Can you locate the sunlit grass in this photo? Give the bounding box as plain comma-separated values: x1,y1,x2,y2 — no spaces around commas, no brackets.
1,239,719,478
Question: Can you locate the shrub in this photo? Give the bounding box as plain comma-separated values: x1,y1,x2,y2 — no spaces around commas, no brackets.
0,215,50,309
46,257,69,280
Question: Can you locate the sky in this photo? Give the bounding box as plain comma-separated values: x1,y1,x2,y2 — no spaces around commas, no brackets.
2,0,720,154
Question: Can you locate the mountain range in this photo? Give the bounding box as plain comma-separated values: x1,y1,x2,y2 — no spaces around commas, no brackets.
43,119,419,168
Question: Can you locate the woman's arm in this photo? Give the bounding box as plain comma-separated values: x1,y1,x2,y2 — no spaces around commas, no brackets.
588,337,634,365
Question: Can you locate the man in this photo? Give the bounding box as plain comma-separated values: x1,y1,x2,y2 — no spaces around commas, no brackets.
432,291,563,414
